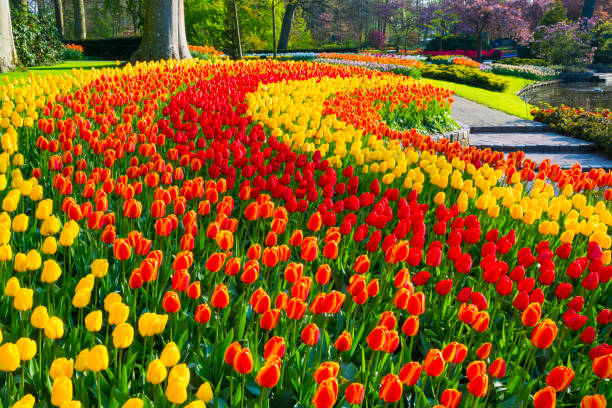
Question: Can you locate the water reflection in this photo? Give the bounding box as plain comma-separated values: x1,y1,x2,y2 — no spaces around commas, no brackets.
520,81,612,111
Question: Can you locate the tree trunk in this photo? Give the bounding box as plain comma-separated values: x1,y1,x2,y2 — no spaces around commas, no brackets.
131,0,191,62
54,0,64,37
73,0,86,39
277,1,297,52
0,0,19,72
177,0,191,59
581,0,596,17
476,30,483,62
233,0,242,59
272,0,277,58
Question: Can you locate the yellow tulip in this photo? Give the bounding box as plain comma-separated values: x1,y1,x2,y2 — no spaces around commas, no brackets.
51,376,73,407
44,316,64,340
168,363,190,384
42,236,58,255
41,260,62,283
72,289,91,309
11,394,35,408
196,382,213,402
49,358,74,380
31,305,49,329
4,276,20,297
13,253,27,272
112,323,134,349
87,345,109,372
108,302,129,325
121,398,144,408
0,343,20,371
104,292,122,312
74,349,89,372
84,310,103,332
25,250,41,271
165,381,188,405
40,215,60,236
184,402,206,408
160,342,181,367
146,359,167,385
14,288,33,311
91,259,109,278
11,213,28,232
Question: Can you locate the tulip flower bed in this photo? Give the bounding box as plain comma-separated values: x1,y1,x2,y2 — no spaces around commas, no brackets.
531,104,612,153
0,59,611,408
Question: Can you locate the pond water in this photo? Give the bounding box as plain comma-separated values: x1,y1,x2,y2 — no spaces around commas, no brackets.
519,81,612,111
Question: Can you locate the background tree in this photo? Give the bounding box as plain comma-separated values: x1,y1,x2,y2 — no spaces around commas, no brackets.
73,0,86,38
539,0,567,25
1,0,19,72
130,0,191,61
54,0,64,36
581,0,596,16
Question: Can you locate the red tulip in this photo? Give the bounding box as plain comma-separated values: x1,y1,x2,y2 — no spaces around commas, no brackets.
581,395,606,408
440,389,462,408
194,303,211,324
533,386,556,408
233,348,253,374
379,374,402,403
345,383,364,405
162,291,180,313
546,366,574,391
423,349,445,377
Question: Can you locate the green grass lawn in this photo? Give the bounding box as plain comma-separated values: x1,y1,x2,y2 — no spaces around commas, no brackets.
420,74,536,120
1,59,119,80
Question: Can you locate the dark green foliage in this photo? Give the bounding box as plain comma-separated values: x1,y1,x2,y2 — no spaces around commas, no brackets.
421,64,509,91
425,35,492,52
539,1,567,26
11,7,63,67
593,21,612,64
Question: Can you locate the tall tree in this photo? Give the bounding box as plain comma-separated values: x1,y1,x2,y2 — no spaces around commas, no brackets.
581,0,596,16
130,0,191,61
73,0,86,38
277,0,297,51
54,0,64,37
0,0,19,72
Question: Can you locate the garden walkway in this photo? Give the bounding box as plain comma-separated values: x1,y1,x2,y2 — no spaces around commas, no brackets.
451,96,612,170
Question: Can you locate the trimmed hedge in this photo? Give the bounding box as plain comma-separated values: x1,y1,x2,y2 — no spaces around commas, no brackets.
502,57,549,66
420,64,509,92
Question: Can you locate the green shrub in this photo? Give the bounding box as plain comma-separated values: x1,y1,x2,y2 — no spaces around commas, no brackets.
11,8,63,67
532,104,612,153
420,64,509,91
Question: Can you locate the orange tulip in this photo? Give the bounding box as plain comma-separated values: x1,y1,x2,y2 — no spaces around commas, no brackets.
313,362,339,384
205,252,226,273
255,361,280,388
402,316,419,336
113,238,131,261
334,331,352,352
580,395,606,408
301,323,320,346
399,362,421,386
423,349,445,377
531,319,558,349
521,302,542,327
489,358,506,378
442,342,468,364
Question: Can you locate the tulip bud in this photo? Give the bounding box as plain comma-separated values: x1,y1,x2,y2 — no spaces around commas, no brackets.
161,342,181,367
147,359,167,384
51,376,73,407
87,345,109,372
0,343,20,371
